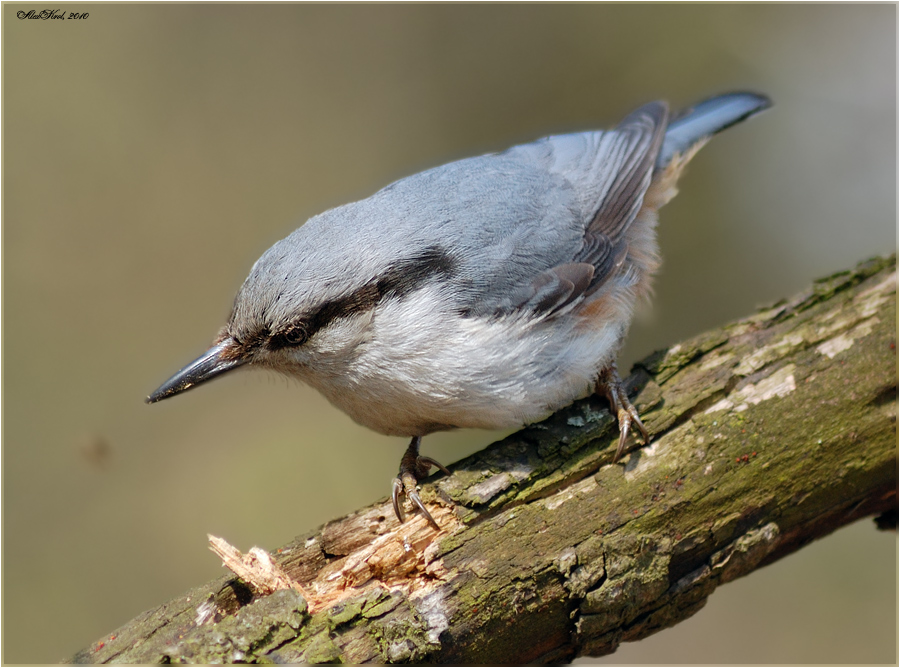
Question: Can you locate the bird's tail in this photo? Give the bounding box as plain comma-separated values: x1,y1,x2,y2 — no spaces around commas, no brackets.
656,92,771,171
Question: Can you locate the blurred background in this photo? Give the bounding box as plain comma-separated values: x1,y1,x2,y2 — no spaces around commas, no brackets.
3,4,896,664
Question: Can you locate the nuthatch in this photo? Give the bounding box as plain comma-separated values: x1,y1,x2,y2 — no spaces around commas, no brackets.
148,92,770,529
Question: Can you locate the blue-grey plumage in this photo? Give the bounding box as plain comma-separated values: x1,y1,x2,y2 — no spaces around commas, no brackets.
148,92,770,529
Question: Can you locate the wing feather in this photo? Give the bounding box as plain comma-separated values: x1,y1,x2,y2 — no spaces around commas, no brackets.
498,102,668,317
504,262,596,316
587,101,668,241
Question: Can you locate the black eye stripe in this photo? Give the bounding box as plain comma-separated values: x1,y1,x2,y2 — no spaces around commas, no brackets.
266,246,454,351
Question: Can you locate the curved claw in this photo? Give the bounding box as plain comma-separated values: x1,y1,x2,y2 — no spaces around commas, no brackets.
391,436,449,530
391,477,406,524
614,405,649,461
597,363,651,462
408,487,441,531
615,413,632,462
392,471,441,530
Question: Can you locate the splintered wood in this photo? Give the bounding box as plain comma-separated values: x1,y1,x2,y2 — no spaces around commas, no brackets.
208,503,458,613
208,535,298,596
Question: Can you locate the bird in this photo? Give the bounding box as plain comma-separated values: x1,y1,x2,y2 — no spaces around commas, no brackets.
147,91,771,530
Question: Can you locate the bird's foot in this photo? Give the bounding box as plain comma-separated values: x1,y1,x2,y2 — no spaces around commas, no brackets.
596,362,650,462
391,436,450,530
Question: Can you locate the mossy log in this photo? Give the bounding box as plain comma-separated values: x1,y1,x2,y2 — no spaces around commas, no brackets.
76,256,898,665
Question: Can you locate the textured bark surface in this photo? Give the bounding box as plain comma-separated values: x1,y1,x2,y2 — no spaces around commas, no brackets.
75,256,898,665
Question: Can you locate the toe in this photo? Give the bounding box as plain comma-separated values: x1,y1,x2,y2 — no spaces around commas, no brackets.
417,455,451,477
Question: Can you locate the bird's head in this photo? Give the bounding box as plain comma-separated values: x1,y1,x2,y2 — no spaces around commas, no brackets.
146,215,380,404
146,205,456,404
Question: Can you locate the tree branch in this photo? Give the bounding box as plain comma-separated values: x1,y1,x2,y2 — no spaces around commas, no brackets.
75,255,898,665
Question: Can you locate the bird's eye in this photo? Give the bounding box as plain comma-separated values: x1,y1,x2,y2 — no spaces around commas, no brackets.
283,324,308,346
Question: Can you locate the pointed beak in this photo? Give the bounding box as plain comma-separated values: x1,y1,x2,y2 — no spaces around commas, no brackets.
146,339,248,404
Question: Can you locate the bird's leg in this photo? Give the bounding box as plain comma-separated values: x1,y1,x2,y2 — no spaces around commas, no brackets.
391,436,451,530
596,361,650,462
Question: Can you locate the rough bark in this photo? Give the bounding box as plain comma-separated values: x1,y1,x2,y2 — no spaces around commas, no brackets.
75,255,898,665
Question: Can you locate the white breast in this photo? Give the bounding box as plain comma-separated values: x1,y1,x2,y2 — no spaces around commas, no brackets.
297,282,630,437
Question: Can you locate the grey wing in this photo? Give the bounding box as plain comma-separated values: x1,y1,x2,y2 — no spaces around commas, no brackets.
331,102,668,319
495,101,668,316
